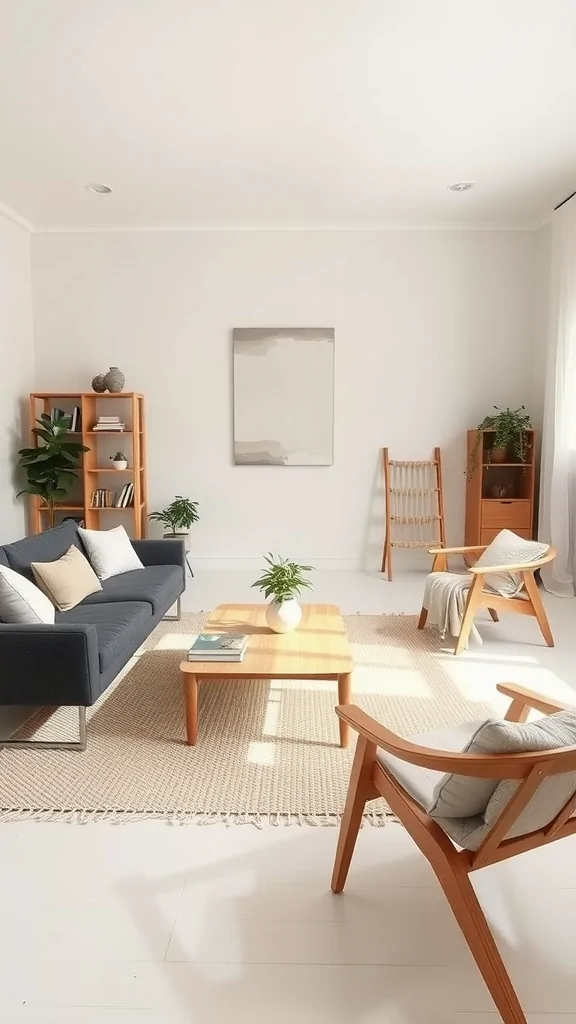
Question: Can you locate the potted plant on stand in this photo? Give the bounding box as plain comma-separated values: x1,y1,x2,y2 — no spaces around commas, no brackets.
467,406,532,480
148,495,199,541
17,411,89,529
251,553,314,633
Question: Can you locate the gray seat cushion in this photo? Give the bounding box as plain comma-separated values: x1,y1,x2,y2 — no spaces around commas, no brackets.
57,601,152,673
3,520,82,582
79,565,184,614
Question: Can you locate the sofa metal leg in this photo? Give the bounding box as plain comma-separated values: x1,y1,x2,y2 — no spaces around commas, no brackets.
0,706,87,752
164,596,181,622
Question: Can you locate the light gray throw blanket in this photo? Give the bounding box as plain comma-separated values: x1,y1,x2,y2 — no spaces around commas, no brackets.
422,571,482,648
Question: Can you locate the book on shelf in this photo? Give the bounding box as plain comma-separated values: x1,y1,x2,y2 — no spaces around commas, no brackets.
187,634,248,662
69,406,81,432
114,483,134,508
90,488,114,508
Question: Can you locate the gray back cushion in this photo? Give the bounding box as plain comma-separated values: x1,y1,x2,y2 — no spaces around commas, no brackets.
433,709,576,850
0,548,9,568
3,520,82,582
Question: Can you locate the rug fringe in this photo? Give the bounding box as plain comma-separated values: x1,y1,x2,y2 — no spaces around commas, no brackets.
0,806,396,827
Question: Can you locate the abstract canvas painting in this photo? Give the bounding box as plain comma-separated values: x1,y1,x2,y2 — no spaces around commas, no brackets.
233,328,334,465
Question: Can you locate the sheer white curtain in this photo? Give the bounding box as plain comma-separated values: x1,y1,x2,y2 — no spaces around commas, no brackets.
540,197,576,596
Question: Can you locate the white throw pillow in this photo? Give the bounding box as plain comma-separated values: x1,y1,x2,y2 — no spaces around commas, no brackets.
79,525,144,581
0,564,56,624
474,529,549,596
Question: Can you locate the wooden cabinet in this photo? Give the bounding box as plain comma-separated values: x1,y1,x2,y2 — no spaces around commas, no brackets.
465,429,536,547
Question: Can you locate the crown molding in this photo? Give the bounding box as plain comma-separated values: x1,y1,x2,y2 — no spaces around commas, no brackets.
34,219,539,234
0,200,35,233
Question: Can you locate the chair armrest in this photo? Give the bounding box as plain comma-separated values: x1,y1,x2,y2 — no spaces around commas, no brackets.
0,623,100,706
470,550,555,575
132,538,186,569
335,705,532,779
428,545,487,555
497,682,573,718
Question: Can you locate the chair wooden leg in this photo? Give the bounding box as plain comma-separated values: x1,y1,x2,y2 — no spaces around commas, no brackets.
331,735,376,894
436,856,527,1024
488,608,499,622
454,576,484,656
417,606,428,629
522,571,554,647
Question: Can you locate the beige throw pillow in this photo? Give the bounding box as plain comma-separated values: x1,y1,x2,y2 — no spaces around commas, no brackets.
31,544,102,612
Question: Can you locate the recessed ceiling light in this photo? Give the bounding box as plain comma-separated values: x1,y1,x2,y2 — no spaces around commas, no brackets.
85,183,112,194
448,182,474,192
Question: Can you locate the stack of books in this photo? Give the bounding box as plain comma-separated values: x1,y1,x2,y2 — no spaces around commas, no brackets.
90,488,114,508
90,483,134,508
93,416,126,432
187,634,248,662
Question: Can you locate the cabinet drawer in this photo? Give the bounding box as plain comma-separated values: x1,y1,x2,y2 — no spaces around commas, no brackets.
481,527,532,546
481,500,532,529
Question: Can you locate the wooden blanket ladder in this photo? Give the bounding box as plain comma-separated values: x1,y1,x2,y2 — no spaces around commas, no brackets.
381,447,445,581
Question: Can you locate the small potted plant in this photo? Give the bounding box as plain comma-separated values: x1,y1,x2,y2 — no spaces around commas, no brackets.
110,451,128,470
251,553,314,633
148,495,199,541
467,406,532,480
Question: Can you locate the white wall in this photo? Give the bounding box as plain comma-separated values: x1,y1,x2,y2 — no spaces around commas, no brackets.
0,214,34,541
0,212,34,738
31,229,543,568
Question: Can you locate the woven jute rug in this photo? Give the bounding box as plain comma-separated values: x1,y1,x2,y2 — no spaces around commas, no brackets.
0,613,497,825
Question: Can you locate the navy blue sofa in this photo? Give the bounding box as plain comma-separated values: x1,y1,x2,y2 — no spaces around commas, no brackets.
0,520,186,750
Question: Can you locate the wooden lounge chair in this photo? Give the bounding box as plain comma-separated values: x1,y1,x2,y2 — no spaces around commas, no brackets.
331,683,576,1024
418,544,556,655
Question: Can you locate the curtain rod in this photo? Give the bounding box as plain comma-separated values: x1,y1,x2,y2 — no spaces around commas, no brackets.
554,190,576,211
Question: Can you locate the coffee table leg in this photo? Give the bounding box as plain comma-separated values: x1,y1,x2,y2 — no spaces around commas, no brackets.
337,672,352,747
182,672,198,745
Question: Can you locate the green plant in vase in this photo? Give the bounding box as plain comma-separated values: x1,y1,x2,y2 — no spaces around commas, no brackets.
467,406,532,481
17,411,89,528
148,495,199,538
251,553,314,633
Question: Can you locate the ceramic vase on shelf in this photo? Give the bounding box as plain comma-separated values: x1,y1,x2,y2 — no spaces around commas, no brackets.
91,373,107,393
110,452,128,470
265,598,302,634
104,366,125,393
490,446,508,464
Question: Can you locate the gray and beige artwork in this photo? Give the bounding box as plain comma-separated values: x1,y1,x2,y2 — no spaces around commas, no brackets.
233,327,334,466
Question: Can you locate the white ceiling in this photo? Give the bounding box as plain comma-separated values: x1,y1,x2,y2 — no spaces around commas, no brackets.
1,0,576,231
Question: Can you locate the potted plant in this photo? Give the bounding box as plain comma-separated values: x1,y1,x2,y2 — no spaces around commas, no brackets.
251,553,314,633
17,411,89,528
148,495,199,540
467,406,532,480
110,451,128,470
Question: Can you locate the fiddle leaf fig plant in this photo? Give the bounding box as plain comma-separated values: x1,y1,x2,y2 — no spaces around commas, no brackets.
467,406,532,480
148,495,199,536
251,553,314,603
17,411,89,528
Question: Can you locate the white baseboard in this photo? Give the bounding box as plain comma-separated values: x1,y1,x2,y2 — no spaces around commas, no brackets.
188,556,359,571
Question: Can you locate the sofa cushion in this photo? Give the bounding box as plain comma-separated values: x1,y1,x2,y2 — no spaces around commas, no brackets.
3,520,82,582
31,544,102,611
0,548,9,568
56,601,153,673
80,565,184,614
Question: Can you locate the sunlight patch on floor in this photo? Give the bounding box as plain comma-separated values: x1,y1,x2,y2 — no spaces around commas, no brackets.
153,632,197,651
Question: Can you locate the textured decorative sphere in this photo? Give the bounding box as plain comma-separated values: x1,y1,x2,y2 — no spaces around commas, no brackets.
91,373,107,393
104,366,125,393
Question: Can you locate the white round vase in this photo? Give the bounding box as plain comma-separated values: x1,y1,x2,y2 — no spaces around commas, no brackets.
111,460,128,470
265,598,302,634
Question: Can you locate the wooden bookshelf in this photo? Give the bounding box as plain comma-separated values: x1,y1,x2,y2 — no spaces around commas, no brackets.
28,392,147,538
465,428,536,547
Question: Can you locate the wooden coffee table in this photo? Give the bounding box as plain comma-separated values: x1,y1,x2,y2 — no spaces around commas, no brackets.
180,603,354,747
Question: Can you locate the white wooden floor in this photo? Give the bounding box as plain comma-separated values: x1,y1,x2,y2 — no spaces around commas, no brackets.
1,568,575,1023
